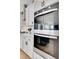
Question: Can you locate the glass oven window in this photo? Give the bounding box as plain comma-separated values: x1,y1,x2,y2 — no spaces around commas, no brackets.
34,35,59,59
34,10,59,30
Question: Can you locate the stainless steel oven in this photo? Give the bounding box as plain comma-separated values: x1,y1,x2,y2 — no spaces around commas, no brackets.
34,35,59,59
34,2,59,59
34,2,59,30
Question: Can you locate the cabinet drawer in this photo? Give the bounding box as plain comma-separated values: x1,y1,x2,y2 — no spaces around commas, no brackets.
26,4,34,26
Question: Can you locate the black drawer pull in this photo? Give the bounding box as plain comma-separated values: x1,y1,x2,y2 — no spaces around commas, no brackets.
28,28,32,31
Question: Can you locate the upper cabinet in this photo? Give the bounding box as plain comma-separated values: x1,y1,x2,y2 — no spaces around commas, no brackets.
34,0,59,12
20,0,34,11
20,0,34,26
26,4,34,26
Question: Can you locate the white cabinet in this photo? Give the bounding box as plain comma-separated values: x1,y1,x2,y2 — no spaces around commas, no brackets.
23,36,33,58
21,4,34,58
20,32,33,58
20,33,25,49
26,4,34,26
20,3,34,59
23,36,28,54
28,4,34,25
20,34,23,49
20,4,34,59
25,7,29,25
20,25,34,58
34,52,45,59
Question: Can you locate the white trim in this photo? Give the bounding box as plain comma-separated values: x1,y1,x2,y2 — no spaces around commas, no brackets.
34,47,56,59
34,33,57,39
34,30,59,37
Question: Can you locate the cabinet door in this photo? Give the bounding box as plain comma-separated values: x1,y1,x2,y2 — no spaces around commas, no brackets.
20,34,23,49
27,37,33,58
23,36,28,56
22,3,34,59
26,4,34,26
28,4,34,25
26,7,29,26
20,33,24,49
23,36,33,58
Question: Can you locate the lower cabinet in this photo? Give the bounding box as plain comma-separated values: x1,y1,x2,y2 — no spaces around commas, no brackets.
20,33,24,49
20,33,33,58
20,35,22,49
23,36,33,58
34,52,45,59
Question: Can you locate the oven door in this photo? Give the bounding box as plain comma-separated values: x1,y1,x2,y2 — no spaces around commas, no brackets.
34,35,59,59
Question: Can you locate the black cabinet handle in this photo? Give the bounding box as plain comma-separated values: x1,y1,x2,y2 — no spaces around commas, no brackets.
28,28,32,31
